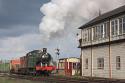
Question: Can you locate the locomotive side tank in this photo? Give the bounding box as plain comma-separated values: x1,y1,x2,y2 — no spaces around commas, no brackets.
19,50,42,75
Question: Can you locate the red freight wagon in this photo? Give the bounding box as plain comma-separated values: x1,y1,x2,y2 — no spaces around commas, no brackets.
20,56,27,68
10,59,21,73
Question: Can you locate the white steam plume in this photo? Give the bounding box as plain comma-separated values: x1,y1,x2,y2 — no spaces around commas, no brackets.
39,0,125,40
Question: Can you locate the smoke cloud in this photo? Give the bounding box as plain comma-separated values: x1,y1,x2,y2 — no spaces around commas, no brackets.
39,0,125,40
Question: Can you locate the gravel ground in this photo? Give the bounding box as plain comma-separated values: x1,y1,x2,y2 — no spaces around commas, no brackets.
0,76,47,83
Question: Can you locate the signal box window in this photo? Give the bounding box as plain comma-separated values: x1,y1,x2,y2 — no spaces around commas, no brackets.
85,58,88,69
97,58,104,69
116,56,121,70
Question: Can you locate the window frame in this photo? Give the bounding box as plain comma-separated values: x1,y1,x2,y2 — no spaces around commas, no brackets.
111,19,118,37
73,63,77,69
85,58,88,69
123,16,125,34
118,17,123,35
97,58,104,69
116,56,121,70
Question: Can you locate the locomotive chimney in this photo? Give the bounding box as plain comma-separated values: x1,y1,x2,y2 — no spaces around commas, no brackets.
43,48,47,53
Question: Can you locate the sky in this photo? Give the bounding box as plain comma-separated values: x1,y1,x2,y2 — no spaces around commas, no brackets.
0,0,125,60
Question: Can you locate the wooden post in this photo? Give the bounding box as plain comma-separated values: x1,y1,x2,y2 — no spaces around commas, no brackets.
108,21,112,78
80,29,82,76
90,28,93,77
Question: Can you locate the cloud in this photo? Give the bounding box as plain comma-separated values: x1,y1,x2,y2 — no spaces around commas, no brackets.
38,0,125,60
0,0,52,38
0,0,50,30
0,32,79,60
0,0,125,60
39,0,125,40
0,33,44,59
0,0,3,13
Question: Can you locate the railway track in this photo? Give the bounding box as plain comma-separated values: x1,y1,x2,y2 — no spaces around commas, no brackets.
1,73,125,83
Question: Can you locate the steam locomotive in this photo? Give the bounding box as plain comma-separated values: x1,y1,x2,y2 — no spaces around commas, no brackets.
11,48,56,76
35,48,56,76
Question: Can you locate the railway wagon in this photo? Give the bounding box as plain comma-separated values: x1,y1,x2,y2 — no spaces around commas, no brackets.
10,59,21,74
19,56,27,74
20,56,27,68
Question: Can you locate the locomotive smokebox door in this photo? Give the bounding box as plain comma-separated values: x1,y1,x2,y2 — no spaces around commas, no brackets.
43,48,47,53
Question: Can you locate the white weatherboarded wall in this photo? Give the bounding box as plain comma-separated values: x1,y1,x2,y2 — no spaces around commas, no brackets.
111,42,125,79
92,45,110,78
81,42,125,79
82,48,91,76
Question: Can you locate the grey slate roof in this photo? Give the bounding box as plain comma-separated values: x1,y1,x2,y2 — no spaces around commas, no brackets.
79,5,125,29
